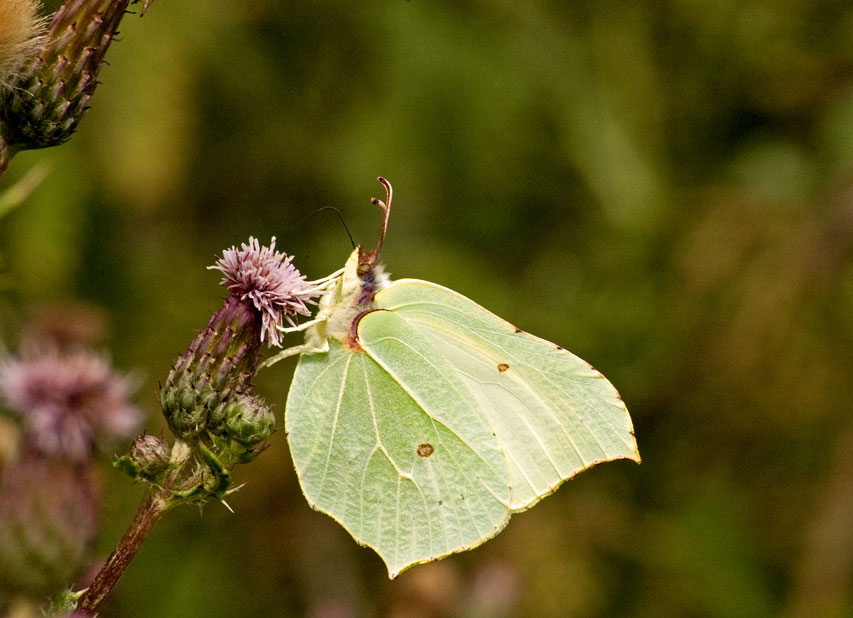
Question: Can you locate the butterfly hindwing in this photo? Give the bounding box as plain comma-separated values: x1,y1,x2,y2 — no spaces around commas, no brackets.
287,310,511,578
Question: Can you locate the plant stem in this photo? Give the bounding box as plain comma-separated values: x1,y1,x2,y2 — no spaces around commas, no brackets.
72,489,170,616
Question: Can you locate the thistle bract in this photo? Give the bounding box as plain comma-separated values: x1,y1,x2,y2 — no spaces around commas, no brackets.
160,295,263,441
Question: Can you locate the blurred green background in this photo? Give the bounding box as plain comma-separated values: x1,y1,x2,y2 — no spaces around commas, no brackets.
2,0,853,616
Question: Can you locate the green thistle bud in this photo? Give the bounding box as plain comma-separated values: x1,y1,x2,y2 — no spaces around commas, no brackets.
115,433,170,480
0,451,98,601
160,295,263,441
210,394,275,463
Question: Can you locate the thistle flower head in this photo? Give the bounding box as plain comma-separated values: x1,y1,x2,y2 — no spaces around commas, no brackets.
0,351,140,461
210,237,320,347
0,0,158,179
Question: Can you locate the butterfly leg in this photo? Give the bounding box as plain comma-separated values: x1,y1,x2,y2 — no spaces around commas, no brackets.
277,315,328,334
299,268,345,297
259,339,329,368
306,268,344,288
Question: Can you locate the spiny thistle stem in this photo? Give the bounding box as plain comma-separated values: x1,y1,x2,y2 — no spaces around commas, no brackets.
72,488,169,616
74,440,194,615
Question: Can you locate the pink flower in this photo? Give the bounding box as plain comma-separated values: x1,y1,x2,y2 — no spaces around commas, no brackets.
209,237,320,347
0,351,140,461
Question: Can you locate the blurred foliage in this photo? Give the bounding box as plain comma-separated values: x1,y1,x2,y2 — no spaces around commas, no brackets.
1,0,853,616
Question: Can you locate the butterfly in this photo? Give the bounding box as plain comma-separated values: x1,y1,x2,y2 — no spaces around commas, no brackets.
267,178,640,578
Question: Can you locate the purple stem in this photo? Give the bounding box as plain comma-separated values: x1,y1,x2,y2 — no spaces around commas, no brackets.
72,489,169,616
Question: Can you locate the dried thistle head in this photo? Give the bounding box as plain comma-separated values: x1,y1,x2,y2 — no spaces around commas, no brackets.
0,0,44,92
0,0,160,173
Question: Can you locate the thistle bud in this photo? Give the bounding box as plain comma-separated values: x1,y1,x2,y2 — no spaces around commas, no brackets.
129,434,169,473
210,394,275,463
115,434,170,480
160,295,263,441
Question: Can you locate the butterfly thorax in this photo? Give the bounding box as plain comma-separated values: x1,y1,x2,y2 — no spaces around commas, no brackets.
317,247,390,350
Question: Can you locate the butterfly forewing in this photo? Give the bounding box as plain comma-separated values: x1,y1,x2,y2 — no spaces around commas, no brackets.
374,279,640,511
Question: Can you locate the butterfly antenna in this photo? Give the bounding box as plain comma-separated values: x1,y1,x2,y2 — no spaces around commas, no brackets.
292,206,356,249
370,176,393,255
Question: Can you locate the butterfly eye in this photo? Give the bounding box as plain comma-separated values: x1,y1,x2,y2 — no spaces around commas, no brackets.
357,263,372,276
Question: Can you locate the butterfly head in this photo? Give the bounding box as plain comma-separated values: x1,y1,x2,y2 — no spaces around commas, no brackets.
330,178,393,316
345,177,394,305
323,179,393,347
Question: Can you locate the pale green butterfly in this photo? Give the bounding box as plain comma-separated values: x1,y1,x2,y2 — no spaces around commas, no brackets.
267,178,640,578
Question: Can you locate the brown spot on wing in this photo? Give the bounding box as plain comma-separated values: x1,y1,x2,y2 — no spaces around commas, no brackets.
497,363,510,372
417,443,434,457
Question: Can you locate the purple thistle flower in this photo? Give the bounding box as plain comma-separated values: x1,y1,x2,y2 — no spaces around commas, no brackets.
209,237,321,347
0,351,140,461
